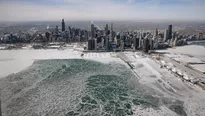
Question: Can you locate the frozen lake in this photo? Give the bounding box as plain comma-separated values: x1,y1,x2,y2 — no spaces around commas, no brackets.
0,49,205,116
0,59,187,116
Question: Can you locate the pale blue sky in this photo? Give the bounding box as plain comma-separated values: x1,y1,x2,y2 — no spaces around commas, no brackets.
0,0,205,21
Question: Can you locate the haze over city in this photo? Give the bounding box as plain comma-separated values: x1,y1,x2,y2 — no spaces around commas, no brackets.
1,0,205,116
1,0,205,22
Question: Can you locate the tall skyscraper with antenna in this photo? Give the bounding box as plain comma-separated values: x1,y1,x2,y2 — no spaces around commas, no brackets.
61,19,65,32
168,25,172,40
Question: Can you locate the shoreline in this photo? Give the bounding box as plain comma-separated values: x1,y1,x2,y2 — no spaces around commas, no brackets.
187,40,205,44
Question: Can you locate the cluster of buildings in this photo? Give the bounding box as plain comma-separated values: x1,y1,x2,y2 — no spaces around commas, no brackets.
86,22,197,53
0,19,204,52
0,19,90,44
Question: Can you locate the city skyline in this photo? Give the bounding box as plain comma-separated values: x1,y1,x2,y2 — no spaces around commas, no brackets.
0,0,205,22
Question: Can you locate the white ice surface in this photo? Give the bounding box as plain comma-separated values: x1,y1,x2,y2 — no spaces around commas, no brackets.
157,45,205,61
0,49,122,78
1,49,205,115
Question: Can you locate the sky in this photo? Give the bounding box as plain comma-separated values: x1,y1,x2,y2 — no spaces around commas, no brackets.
0,0,205,22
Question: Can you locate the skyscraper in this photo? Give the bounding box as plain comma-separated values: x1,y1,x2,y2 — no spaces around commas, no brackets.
105,24,108,36
88,38,92,50
133,37,139,50
106,36,109,51
164,29,168,42
61,19,65,32
110,23,113,42
91,22,95,38
155,28,158,37
139,31,142,48
143,38,149,53
55,25,59,33
168,25,172,40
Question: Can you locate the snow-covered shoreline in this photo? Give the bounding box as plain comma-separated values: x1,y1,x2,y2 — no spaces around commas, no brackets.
1,46,205,116
157,45,205,61
0,48,122,78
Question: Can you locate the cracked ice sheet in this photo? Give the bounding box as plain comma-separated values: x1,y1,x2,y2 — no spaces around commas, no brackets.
0,59,188,116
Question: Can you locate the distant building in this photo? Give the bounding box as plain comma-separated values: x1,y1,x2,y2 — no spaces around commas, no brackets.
164,29,168,42
148,38,153,50
84,30,89,40
168,25,172,40
170,32,176,46
154,28,158,37
143,38,149,53
87,38,96,50
153,38,158,49
55,25,59,33
94,38,97,50
105,24,109,36
110,23,113,42
139,31,142,48
173,37,178,47
88,38,92,50
61,19,65,32
105,36,110,51
91,23,95,38
115,33,120,46
120,39,124,50
133,37,139,50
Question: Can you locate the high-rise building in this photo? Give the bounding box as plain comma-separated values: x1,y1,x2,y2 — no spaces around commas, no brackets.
61,19,65,32
164,29,168,42
170,32,176,47
168,25,172,40
55,26,59,33
173,37,177,47
143,38,149,53
105,24,109,36
110,23,113,42
155,28,158,37
91,22,95,38
94,38,97,50
84,30,88,40
120,39,124,50
106,36,110,51
88,38,92,50
139,31,142,48
87,38,96,50
133,37,139,50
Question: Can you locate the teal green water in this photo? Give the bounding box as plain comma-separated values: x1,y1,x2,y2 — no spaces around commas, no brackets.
0,59,186,116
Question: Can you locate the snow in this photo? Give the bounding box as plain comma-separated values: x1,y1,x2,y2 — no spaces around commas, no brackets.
0,46,6,50
132,106,177,116
189,64,205,73
1,48,205,115
165,54,204,64
157,45,205,61
0,49,122,78
0,59,34,78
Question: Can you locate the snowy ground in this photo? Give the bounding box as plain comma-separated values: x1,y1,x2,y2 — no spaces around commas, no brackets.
156,45,205,79
121,52,205,116
0,48,205,116
0,49,119,78
157,45,205,61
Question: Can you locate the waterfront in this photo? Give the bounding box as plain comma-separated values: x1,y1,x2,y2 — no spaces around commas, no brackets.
0,48,205,115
